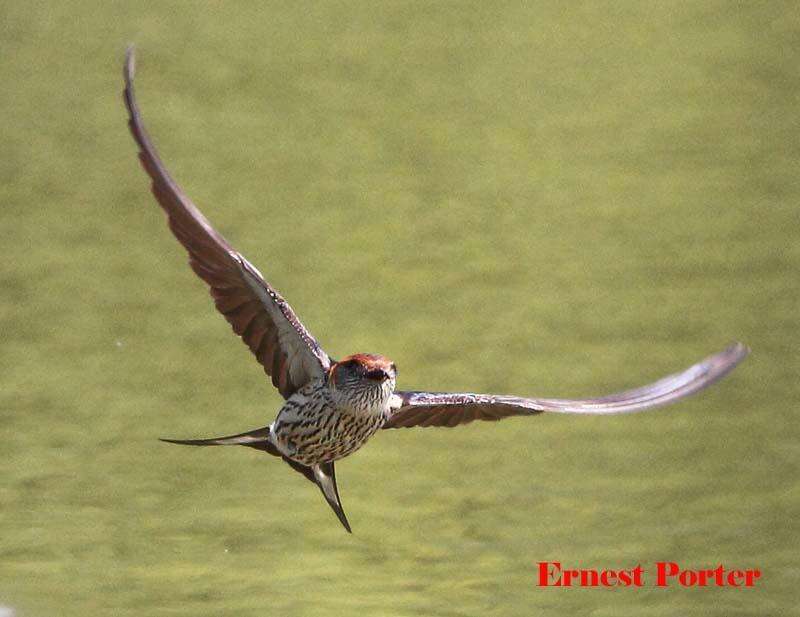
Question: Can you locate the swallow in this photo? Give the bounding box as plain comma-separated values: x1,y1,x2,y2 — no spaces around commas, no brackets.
123,47,748,533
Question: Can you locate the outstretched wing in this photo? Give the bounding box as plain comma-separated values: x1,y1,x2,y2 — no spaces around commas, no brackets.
384,343,748,428
123,47,330,398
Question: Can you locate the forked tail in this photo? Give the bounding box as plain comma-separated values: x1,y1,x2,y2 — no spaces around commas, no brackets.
161,428,353,532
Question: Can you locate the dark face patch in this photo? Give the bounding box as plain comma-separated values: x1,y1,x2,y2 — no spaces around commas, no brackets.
365,369,389,381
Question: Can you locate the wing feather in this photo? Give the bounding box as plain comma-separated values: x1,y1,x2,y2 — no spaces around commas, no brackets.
123,47,330,398
384,343,748,428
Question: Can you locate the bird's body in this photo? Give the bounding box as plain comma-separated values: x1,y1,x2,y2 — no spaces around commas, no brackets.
271,354,396,466
123,47,748,533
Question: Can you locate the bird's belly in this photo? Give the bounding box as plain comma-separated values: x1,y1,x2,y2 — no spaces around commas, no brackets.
272,406,384,466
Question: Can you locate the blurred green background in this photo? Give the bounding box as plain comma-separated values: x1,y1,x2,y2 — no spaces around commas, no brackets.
1,2,798,615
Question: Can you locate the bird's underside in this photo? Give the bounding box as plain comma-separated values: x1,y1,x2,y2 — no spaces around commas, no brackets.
123,46,749,533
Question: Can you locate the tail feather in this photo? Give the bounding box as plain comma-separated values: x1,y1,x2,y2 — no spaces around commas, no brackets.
313,462,352,533
161,428,353,532
160,426,279,456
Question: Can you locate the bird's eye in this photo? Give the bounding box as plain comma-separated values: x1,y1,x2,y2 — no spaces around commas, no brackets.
391,363,397,375
365,369,386,381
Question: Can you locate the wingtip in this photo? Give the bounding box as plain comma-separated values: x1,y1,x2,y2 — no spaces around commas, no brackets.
123,45,136,91
125,44,135,67
732,341,750,357
722,341,750,366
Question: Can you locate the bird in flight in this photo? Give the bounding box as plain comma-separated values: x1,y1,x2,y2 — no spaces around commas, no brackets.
123,47,748,533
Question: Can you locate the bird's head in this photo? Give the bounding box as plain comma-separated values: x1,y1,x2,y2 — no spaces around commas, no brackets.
328,353,397,404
